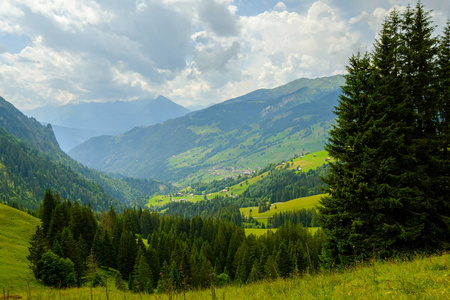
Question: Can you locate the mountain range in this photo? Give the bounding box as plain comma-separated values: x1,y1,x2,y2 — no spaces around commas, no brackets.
24,96,190,151
69,75,344,185
0,96,175,210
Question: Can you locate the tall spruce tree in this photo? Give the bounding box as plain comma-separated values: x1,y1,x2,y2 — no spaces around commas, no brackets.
40,189,57,235
27,225,48,278
319,3,449,265
319,52,379,264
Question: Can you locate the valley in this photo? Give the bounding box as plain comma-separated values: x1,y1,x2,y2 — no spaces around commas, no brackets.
68,76,344,184
0,4,448,296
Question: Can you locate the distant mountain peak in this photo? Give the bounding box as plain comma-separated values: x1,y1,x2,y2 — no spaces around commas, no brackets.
69,75,345,184
23,95,191,151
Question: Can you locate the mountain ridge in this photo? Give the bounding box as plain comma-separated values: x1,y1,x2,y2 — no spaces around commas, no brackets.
69,75,344,184
24,95,190,151
0,96,176,209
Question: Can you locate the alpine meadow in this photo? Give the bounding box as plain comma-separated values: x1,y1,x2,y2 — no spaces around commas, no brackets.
0,1,448,300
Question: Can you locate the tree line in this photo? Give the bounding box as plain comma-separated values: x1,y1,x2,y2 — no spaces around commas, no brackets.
241,164,328,205
268,209,319,228
28,190,325,292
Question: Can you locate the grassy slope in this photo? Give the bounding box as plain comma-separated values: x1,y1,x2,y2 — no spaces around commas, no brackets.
0,204,42,294
172,121,332,186
13,253,449,299
240,194,323,219
147,150,331,208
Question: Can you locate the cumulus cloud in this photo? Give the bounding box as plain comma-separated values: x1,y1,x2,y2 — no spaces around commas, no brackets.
0,0,448,110
238,2,355,87
198,0,241,37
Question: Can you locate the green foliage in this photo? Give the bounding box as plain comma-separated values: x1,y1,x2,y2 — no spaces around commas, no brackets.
114,272,126,291
38,250,77,287
268,209,319,228
0,128,122,212
242,164,328,205
0,96,177,211
132,249,153,293
164,196,242,225
320,3,450,266
26,225,48,279
91,272,104,287
216,273,230,287
276,242,292,278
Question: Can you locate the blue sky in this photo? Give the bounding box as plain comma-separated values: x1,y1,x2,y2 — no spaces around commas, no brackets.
0,0,448,110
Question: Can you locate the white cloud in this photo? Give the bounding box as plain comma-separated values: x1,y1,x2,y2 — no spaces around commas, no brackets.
274,2,287,12
0,0,448,110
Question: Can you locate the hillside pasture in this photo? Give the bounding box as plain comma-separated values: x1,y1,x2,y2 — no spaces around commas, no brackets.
0,204,43,293
240,194,323,219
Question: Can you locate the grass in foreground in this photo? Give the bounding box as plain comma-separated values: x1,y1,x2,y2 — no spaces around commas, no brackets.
6,253,448,299
0,204,43,294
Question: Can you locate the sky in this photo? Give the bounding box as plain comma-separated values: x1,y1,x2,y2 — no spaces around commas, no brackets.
0,0,448,110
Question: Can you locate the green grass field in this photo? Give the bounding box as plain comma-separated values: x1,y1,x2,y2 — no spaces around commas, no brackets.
6,252,448,299
148,150,331,209
0,204,43,294
240,194,323,219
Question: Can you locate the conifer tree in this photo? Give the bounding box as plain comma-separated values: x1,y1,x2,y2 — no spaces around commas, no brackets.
27,225,48,278
319,52,378,264
47,203,66,246
246,259,260,283
319,3,450,265
51,240,64,257
264,255,278,280
276,241,292,278
117,230,138,279
133,249,153,293
437,21,450,160
40,189,57,235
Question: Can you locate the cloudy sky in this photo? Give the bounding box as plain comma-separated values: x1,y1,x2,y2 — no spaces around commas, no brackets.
0,0,448,110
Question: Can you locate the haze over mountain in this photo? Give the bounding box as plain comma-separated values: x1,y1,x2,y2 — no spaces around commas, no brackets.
69,75,344,185
0,96,175,209
24,96,190,151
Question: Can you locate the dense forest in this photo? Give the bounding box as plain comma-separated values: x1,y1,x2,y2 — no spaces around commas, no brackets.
28,190,325,291
0,95,176,210
0,128,123,212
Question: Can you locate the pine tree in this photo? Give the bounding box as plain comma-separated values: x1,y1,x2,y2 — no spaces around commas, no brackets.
47,203,66,246
263,255,278,280
40,189,57,235
26,225,48,278
133,249,153,293
276,241,292,278
319,3,450,265
117,230,138,279
115,272,126,291
246,259,260,283
51,240,64,257
319,52,378,264
437,21,450,161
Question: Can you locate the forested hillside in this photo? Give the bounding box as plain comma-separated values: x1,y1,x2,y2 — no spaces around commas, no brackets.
0,96,176,210
0,128,122,211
